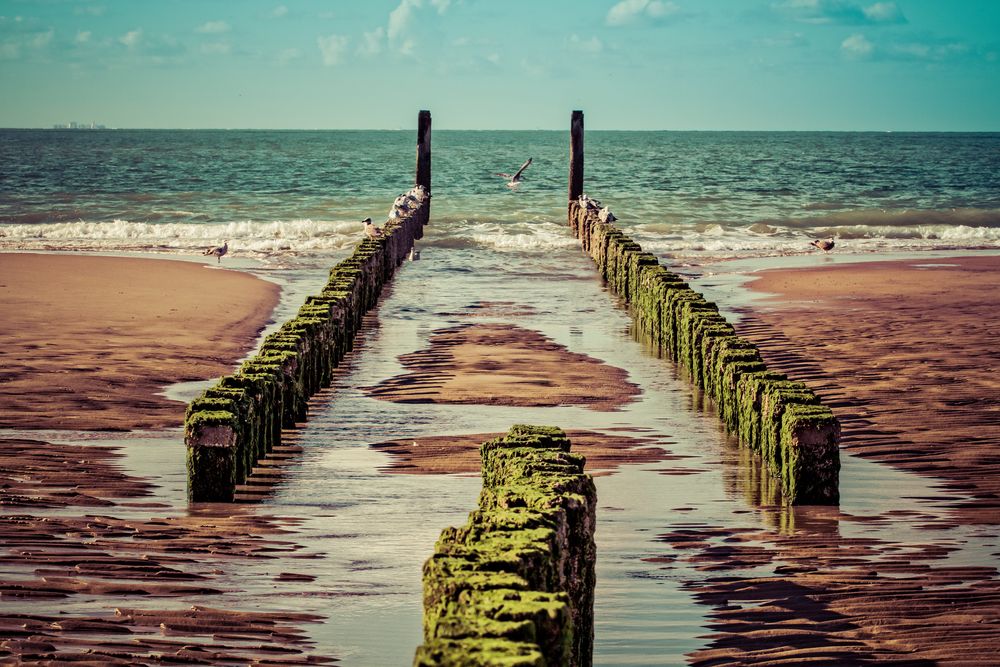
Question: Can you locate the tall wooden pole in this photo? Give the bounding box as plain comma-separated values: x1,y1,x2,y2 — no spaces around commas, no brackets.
415,110,431,237
416,110,432,192
569,110,584,202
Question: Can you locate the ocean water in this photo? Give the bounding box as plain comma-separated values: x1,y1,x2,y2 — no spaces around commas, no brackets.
2,129,999,263
3,130,1000,664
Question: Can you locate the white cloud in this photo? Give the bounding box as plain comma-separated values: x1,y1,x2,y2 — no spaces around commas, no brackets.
569,34,603,53
317,33,349,66
272,5,288,18
776,0,905,25
200,41,231,55
606,0,679,26
75,5,106,17
359,26,385,56
758,32,807,48
196,21,230,34
119,28,142,49
277,47,301,65
863,2,903,23
30,29,53,49
75,30,91,44
388,0,421,44
842,33,873,58
383,0,452,54
0,41,19,59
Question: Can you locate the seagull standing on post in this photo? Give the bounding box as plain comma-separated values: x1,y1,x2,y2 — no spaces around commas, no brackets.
363,217,384,239
495,158,532,189
204,240,228,263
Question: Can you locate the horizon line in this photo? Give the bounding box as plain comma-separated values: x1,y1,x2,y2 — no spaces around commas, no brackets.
3,126,999,133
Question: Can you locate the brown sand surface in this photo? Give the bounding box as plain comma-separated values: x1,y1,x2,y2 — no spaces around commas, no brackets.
365,322,640,411
0,253,279,430
0,437,332,664
371,429,680,477
736,255,1000,523
0,254,332,663
676,254,1000,665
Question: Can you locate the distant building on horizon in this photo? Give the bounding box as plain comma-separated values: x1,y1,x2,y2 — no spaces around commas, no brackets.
52,122,107,130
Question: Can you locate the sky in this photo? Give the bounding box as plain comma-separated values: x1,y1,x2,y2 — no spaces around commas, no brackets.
1,0,998,130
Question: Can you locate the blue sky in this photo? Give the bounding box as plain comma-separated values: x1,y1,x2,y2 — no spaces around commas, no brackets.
1,0,997,130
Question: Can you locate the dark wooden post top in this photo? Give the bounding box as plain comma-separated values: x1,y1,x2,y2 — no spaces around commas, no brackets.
569,110,584,202
416,110,432,192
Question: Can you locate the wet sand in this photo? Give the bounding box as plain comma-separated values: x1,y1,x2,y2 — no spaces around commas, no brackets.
737,255,1000,524
5,250,1000,664
371,429,676,477
0,254,333,664
0,253,279,431
679,254,1000,665
365,322,640,411
0,436,331,664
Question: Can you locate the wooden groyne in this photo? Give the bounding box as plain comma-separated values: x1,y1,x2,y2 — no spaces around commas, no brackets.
566,111,839,505
184,113,433,503
414,425,597,667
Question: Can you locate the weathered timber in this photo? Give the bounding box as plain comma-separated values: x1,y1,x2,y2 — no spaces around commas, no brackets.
565,114,839,505
415,425,596,667
185,115,432,503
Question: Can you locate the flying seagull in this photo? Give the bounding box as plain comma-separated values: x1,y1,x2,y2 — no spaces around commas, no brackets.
496,158,532,189
363,217,384,239
810,238,835,253
204,240,228,263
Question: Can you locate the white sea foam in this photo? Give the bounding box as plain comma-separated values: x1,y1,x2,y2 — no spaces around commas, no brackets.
2,209,999,264
0,218,363,256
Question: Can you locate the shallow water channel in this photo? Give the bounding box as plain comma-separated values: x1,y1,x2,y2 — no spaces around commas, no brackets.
10,245,994,665
236,245,985,664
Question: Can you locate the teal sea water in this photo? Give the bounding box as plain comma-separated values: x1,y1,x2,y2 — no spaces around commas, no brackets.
3,130,1000,664
2,129,999,263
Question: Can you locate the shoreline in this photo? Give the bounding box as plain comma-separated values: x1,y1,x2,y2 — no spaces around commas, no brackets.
0,252,280,431
727,252,1000,522
2,248,999,664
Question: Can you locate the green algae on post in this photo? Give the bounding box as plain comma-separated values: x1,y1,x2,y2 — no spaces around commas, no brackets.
567,195,840,506
416,425,596,667
184,191,429,502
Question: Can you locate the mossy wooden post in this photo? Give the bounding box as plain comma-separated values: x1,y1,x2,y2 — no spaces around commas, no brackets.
569,110,584,206
416,425,596,666
185,410,239,502
416,109,431,237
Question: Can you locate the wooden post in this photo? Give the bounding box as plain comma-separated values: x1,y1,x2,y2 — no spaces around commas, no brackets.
416,110,431,237
416,110,432,192
569,110,584,202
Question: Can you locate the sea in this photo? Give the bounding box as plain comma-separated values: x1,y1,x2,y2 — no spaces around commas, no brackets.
3,129,1000,665
2,129,999,264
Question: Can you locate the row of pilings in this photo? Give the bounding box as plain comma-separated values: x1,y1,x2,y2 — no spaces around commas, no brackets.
183,194,429,502
567,199,840,504
414,425,597,667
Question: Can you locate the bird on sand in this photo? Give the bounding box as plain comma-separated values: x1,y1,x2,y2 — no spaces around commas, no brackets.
810,238,835,253
203,240,228,263
495,158,532,189
363,217,384,239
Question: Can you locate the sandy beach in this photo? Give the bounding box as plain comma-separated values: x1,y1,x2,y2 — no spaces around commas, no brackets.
0,253,279,431
3,251,1000,664
0,253,332,664
681,253,1000,665
737,254,1000,523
